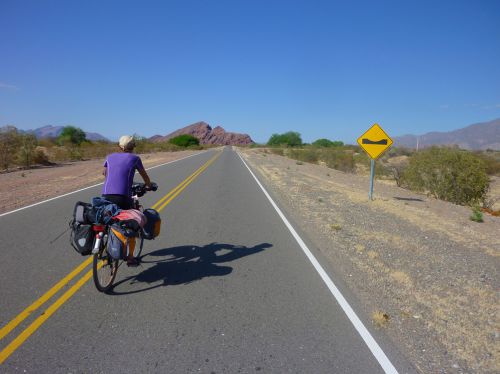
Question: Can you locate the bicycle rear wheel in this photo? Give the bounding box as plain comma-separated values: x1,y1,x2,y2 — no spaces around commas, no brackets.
93,249,118,292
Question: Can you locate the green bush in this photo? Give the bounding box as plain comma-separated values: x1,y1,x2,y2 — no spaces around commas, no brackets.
169,134,200,147
402,147,490,205
312,138,344,147
321,149,355,172
57,126,87,146
267,131,302,147
469,206,484,222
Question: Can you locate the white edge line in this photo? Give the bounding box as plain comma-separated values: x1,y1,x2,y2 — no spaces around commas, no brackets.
0,151,207,218
237,152,399,374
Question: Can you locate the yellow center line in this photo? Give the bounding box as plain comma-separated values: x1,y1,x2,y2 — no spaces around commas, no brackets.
156,153,221,212
0,151,221,365
151,153,220,211
0,256,93,341
0,266,97,364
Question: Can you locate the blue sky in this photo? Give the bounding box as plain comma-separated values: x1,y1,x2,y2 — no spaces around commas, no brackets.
1,0,499,144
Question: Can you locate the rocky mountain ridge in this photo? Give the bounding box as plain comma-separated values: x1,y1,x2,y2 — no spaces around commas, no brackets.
394,118,500,150
151,121,254,145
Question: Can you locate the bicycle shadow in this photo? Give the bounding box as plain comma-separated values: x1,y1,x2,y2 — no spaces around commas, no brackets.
108,242,272,295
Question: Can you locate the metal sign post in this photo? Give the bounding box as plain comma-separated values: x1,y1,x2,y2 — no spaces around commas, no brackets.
357,123,393,201
369,159,375,200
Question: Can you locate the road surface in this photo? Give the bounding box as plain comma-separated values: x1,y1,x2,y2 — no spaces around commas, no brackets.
0,147,415,373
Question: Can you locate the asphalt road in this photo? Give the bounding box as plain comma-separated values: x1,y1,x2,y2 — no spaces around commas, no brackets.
0,147,416,373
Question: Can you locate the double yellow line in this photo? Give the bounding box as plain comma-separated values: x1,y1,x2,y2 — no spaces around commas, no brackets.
0,151,221,365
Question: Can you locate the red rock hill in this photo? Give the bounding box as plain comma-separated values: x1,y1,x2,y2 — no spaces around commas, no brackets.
150,122,254,145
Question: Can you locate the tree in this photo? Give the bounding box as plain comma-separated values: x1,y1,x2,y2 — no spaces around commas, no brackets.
169,134,200,147
57,126,87,145
267,131,302,147
312,138,344,147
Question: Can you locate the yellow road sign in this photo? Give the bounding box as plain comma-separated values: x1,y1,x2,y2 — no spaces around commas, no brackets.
357,123,393,160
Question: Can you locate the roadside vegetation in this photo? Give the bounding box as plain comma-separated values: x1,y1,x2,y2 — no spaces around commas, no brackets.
168,134,200,147
261,131,500,208
0,126,205,172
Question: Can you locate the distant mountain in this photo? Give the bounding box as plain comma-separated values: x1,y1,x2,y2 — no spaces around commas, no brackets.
0,125,110,142
394,118,500,150
31,125,64,138
151,121,254,145
84,132,110,142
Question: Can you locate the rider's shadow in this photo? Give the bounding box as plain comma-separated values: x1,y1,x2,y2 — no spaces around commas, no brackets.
109,242,272,295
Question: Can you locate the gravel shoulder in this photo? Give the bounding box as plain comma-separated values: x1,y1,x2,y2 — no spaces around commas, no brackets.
0,150,203,214
239,148,499,374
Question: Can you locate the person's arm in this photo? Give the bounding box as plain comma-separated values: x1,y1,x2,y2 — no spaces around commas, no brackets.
138,167,151,188
135,157,151,188
103,159,108,177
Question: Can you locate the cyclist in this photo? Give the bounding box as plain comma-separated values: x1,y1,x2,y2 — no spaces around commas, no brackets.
102,135,151,266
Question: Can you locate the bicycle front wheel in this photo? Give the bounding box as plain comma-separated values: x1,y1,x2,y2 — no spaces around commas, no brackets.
93,249,118,292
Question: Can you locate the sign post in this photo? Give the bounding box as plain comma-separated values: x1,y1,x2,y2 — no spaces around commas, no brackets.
357,124,393,200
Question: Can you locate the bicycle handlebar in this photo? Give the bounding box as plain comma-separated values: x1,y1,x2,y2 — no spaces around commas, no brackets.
131,182,158,197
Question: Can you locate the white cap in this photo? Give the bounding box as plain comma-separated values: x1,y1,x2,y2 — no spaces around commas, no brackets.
119,135,135,151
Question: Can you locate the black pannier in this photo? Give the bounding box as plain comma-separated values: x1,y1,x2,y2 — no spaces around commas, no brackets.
73,201,95,224
70,201,95,255
70,222,94,255
142,209,161,240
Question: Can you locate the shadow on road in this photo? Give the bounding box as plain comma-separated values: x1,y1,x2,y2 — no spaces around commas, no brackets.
393,196,424,202
109,242,272,295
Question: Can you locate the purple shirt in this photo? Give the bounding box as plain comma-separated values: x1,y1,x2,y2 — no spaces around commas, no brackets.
102,152,144,196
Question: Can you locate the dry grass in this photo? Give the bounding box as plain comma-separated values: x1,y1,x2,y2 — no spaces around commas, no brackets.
372,311,390,328
389,271,413,287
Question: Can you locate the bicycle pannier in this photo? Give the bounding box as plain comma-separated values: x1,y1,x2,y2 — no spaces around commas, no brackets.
73,201,94,224
70,221,94,255
108,224,136,260
143,209,161,240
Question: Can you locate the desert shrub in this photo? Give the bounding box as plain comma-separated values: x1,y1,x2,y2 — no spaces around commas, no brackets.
321,148,355,172
267,131,302,147
289,149,319,163
387,147,414,157
312,138,344,147
79,141,116,159
469,206,484,222
0,127,21,170
352,151,389,177
473,151,500,176
17,133,38,168
402,147,489,205
384,156,410,186
33,147,51,165
50,146,71,162
270,148,284,156
169,134,200,147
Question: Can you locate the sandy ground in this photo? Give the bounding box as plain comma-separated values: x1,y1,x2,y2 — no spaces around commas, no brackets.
0,150,203,214
239,148,499,374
